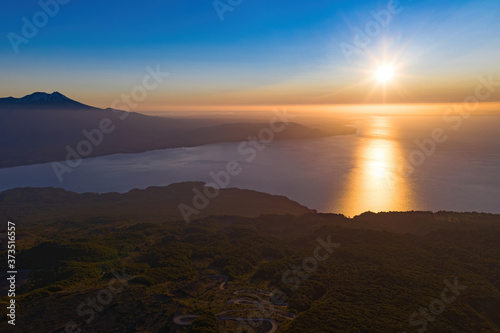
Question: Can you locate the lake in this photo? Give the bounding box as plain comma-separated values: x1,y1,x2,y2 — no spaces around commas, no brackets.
1,116,499,216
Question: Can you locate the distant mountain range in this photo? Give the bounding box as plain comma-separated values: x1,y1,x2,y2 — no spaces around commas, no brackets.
0,91,98,110
0,92,356,168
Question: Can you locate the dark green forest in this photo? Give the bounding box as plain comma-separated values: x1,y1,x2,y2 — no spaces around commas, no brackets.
1,186,499,332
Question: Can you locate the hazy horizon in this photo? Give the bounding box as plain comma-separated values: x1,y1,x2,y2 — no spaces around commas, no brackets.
4,91,500,116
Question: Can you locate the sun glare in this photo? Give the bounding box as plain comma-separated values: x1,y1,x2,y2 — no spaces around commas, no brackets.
375,65,395,83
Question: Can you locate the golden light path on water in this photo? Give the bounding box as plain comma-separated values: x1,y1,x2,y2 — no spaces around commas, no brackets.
336,117,415,217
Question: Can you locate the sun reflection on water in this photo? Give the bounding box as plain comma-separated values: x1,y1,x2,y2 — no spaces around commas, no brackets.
336,117,414,216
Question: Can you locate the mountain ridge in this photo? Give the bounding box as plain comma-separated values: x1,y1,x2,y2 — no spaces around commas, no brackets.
0,91,100,110
0,182,315,224
0,92,356,169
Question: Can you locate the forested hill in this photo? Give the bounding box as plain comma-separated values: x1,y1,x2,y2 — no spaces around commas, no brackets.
0,182,314,224
1,185,499,332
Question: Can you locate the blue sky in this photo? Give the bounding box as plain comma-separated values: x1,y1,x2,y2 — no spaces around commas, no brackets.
1,0,499,110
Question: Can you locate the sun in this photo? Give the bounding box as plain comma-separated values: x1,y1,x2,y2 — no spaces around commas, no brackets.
375,65,395,83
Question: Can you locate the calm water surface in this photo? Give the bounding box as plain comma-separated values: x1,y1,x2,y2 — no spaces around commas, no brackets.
1,116,499,216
